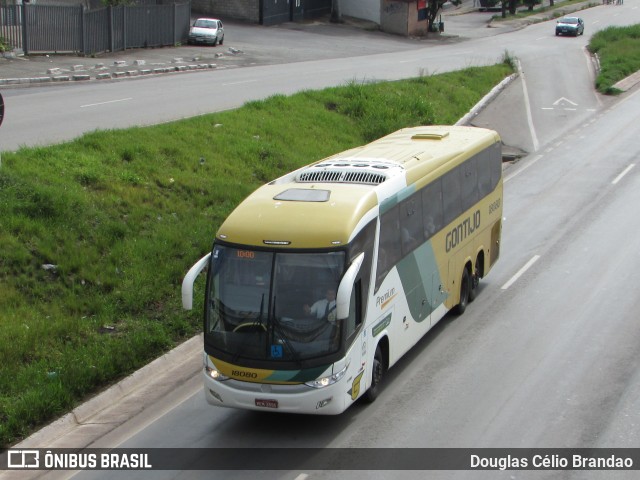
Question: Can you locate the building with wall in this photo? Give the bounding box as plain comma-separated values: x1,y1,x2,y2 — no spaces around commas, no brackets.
189,0,433,37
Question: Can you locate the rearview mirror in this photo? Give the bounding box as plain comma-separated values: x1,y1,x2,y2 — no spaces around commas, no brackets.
336,253,364,320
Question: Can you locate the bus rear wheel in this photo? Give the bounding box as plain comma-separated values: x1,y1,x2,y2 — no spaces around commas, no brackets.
469,257,481,302
454,267,470,315
363,345,385,403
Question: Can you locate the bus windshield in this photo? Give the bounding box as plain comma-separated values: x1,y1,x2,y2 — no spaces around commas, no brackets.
205,245,345,363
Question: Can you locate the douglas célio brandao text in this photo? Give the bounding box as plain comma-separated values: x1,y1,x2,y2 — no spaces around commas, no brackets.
470,454,634,470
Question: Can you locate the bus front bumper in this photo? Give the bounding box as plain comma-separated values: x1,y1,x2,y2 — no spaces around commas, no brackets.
203,370,351,415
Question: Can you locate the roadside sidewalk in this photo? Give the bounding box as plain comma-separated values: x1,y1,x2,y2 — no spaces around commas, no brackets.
0,46,243,87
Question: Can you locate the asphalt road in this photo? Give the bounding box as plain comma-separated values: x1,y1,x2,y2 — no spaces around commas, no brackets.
59,86,640,480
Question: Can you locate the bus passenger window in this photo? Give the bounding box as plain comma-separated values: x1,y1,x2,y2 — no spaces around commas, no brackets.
376,206,401,289
477,150,493,197
422,180,444,238
461,157,479,210
400,195,423,255
442,169,462,225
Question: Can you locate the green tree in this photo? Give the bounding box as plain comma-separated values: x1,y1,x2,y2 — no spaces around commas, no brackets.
426,0,461,33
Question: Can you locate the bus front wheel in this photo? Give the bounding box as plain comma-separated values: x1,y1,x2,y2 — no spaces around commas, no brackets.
363,345,385,403
454,268,470,315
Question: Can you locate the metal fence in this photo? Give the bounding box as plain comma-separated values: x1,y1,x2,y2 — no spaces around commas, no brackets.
1,2,190,55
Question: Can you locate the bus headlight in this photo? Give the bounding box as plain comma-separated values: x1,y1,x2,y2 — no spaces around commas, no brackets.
305,365,347,389
205,365,229,381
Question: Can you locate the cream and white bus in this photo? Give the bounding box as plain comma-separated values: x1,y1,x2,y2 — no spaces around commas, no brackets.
182,125,503,414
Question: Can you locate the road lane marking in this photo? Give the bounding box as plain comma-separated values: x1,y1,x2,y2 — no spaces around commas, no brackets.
612,164,635,185
501,255,541,290
80,98,132,108
222,79,258,86
517,60,540,152
553,97,577,106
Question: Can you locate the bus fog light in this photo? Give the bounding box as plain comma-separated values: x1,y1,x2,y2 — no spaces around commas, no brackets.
209,389,223,402
316,397,333,409
305,365,347,389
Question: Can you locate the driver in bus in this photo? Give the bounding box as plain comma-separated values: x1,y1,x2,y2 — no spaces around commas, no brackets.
303,289,337,322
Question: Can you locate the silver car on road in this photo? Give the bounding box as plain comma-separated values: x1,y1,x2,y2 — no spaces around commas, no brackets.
188,18,225,46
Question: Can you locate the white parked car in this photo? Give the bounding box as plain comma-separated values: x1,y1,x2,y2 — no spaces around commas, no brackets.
188,18,224,46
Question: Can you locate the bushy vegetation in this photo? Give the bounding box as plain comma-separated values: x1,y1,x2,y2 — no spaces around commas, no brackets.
0,62,513,448
589,24,640,94
0,36,11,53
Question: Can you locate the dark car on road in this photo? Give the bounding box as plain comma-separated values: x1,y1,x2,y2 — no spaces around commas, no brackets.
555,17,584,36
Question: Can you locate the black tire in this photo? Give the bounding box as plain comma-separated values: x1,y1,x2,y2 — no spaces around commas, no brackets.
220,35,224,45
453,268,470,315
363,345,385,403
468,258,481,303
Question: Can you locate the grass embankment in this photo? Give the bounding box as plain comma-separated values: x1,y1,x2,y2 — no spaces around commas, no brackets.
0,62,513,448
588,24,640,94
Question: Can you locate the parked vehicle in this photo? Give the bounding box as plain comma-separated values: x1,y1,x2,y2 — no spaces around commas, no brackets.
188,18,224,46
555,17,584,36
478,0,502,11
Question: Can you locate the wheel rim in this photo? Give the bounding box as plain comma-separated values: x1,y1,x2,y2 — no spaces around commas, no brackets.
473,259,480,290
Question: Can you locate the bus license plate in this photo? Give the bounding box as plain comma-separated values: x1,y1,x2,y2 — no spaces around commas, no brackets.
255,399,278,409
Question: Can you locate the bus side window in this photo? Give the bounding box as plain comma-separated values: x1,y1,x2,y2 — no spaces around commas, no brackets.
348,220,375,323
442,168,462,225
490,143,502,190
376,206,401,289
461,156,479,211
477,149,493,197
400,195,423,256
422,179,444,238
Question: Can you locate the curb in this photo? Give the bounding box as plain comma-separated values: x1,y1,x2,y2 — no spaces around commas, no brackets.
612,70,640,92
456,72,518,126
0,63,220,87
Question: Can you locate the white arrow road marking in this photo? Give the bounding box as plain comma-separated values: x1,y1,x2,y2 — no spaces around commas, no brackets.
553,97,578,106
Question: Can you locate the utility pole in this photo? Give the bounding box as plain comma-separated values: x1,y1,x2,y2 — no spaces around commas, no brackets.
331,0,342,23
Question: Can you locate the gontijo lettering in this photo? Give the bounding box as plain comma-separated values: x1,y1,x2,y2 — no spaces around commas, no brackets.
446,210,481,252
